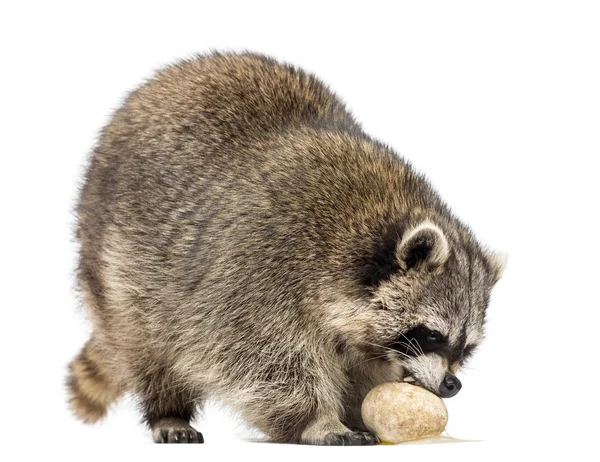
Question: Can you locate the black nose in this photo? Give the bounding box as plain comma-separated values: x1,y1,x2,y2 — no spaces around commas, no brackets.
439,372,462,398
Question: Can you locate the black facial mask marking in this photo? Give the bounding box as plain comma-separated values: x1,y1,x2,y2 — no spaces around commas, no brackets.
388,324,467,365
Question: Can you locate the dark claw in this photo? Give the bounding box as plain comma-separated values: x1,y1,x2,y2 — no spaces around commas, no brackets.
188,429,204,443
158,429,168,443
168,430,180,443
323,431,380,446
179,430,188,443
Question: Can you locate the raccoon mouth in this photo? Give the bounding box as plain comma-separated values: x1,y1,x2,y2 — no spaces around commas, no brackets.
402,375,416,383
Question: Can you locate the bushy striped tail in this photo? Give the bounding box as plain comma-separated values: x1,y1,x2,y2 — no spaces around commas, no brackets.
66,338,122,423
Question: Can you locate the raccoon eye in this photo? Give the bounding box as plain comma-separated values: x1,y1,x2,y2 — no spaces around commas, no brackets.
426,331,443,343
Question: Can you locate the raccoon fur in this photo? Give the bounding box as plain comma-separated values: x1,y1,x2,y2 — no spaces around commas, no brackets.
68,52,505,445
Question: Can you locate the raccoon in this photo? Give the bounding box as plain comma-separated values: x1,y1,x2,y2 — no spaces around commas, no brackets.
67,52,504,445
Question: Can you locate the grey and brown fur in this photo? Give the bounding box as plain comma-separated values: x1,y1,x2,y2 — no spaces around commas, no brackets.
67,52,504,445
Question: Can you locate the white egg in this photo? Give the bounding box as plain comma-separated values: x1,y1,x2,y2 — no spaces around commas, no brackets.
361,382,448,444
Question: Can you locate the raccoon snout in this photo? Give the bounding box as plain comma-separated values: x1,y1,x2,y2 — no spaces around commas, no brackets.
438,372,462,398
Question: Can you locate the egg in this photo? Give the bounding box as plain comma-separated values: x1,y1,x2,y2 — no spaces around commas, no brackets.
361,382,448,444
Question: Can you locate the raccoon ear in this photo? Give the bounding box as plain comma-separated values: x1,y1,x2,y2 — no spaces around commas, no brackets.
396,220,450,271
485,249,507,283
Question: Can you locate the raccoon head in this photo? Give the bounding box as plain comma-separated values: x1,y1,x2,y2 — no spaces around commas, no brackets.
362,219,505,398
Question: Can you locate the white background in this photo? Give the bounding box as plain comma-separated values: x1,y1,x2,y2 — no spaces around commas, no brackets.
1,1,599,460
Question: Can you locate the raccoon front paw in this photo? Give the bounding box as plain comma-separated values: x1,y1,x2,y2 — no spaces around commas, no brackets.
152,422,204,444
322,431,379,446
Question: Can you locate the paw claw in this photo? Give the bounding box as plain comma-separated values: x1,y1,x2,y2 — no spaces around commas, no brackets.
157,429,168,443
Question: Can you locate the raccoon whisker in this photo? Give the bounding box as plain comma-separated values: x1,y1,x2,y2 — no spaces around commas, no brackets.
398,333,424,356
403,335,424,356
361,336,421,357
393,341,420,357
358,341,413,361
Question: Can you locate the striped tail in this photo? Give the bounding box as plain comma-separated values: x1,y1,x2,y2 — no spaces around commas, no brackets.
66,339,122,423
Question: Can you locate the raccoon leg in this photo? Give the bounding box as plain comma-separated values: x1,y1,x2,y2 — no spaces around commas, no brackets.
66,337,123,423
299,378,378,445
341,381,374,432
342,360,401,432
301,414,379,446
141,389,204,444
